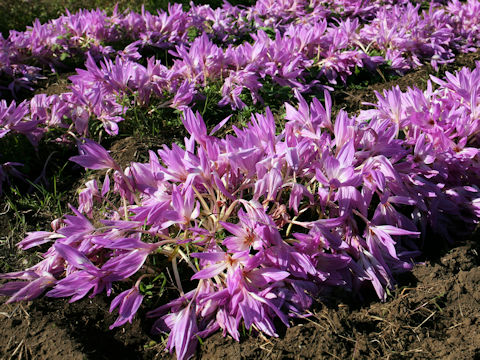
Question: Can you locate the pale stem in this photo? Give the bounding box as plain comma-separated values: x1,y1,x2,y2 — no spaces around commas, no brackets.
220,199,240,222
352,208,370,225
286,214,299,237
285,205,312,236
231,181,253,197
192,185,217,224
122,196,129,220
177,248,197,272
67,130,79,142
171,255,184,296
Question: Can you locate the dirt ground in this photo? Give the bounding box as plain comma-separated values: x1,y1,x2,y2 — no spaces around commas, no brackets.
1,51,480,360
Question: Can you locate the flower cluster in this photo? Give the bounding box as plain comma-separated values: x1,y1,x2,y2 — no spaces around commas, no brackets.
2,61,480,359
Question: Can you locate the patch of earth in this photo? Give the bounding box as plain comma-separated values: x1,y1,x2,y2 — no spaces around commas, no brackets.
33,72,75,97
0,296,161,360
108,135,185,170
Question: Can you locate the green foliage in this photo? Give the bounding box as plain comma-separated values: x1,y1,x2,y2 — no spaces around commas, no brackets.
139,273,168,298
117,95,185,140
189,77,294,137
187,26,202,43
6,177,68,223
258,77,295,112
0,132,80,236
0,173,71,272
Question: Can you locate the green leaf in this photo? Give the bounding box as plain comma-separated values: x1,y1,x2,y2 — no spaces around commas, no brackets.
59,52,70,61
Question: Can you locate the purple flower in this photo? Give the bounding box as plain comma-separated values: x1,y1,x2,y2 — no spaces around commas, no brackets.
109,285,144,329
70,139,120,171
0,271,56,303
165,303,198,360
57,205,95,243
17,231,59,250
78,179,101,217
46,271,102,302
3,8,480,358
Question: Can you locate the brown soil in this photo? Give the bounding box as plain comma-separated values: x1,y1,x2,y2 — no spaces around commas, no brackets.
0,295,161,360
109,134,185,170
33,72,76,97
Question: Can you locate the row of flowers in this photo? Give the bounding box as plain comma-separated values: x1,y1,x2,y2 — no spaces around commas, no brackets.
1,0,480,97
0,0,411,93
1,62,480,359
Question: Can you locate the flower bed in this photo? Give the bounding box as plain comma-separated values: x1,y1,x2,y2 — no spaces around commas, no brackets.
2,54,480,358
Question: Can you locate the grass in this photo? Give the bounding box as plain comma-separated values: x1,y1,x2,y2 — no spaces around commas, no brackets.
0,130,81,273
